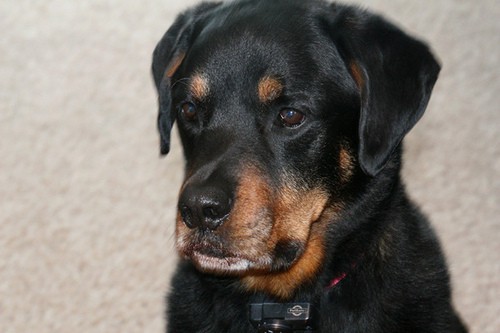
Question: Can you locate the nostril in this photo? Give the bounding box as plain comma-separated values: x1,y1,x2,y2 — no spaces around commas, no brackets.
180,205,196,229
203,206,219,219
200,199,231,230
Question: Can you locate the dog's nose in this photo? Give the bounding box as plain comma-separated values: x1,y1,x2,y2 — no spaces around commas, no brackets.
178,185,232,230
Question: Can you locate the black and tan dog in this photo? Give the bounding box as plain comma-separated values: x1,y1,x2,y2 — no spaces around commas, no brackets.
152,0,467,331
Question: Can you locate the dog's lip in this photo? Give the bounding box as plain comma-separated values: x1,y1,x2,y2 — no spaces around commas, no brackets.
190,251,252,274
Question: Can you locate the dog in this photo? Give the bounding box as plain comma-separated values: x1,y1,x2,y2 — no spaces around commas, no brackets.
152,0,467,331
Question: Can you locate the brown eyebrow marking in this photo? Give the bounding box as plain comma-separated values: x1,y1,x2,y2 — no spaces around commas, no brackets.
349,60,365,90
190,74,210,100
165,52,186,78
258,76,283,103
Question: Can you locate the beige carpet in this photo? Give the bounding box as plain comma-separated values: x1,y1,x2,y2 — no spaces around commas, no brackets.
1,0,498,332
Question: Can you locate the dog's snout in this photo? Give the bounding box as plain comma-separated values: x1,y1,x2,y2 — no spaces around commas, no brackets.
179,185,232,230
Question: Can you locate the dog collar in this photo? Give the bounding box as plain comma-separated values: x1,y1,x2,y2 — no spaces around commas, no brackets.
249,272,348,331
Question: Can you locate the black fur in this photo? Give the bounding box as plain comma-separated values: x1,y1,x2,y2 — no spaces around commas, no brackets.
151,0,467,331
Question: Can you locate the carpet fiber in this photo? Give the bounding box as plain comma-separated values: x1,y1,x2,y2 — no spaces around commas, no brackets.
1,0,498,332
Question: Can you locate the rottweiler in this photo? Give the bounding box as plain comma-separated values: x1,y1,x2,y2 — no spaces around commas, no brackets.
151,0,467,331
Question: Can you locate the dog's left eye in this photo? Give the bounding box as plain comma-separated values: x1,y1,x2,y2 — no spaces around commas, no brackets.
279,109,305,128
180,102,197,121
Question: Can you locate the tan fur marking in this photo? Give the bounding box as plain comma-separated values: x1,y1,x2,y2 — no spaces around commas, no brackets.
349,61,365,90
242,231,325,299
258,76,283,103
339,145,355,183
270,185,328,242
166,52,186,78
190,74,210,100
228,166,273,258
242,205,341,300
241,175,341,300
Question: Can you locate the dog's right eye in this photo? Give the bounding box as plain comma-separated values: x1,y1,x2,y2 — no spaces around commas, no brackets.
278,108,305,128
180,102,197,121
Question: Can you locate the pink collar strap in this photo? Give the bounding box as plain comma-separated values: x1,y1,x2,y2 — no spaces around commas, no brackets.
326,271,348,289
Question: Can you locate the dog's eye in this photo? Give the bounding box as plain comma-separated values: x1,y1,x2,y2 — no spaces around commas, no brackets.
279,109,305,128
180,102,197,121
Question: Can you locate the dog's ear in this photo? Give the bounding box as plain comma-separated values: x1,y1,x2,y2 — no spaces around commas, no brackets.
152,3,221,155
328,7,441,176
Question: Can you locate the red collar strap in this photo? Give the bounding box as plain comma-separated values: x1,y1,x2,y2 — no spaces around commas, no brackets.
326,259,359,290
326,271,348,289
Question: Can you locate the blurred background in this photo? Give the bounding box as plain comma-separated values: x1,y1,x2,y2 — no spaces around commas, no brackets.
1,0,498,332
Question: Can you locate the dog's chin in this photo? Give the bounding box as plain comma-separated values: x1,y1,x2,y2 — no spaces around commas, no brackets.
182,249,280,276
189,251,253,275
184,250,300,277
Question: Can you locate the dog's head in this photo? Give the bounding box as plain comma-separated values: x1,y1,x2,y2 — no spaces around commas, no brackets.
152,0,439,299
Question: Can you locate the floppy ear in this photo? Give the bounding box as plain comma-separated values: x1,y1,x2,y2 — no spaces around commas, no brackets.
329,7,441,176
151,3,221,155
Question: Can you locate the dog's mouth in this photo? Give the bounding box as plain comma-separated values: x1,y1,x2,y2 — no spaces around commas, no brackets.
178,234,307,276
190,251,252,274
180,245,273,275
177,235,273,275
